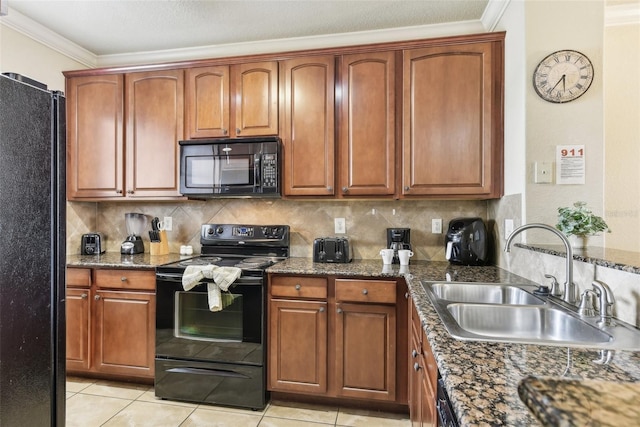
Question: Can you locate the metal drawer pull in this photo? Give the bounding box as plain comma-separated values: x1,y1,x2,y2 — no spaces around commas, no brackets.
94,295,101,300
362,289,368,295
121,277,127,281
414,362,421,371
412,349,418,358
337,307,343,314
319,307,325,313
295,284,301,290
80,293,88,299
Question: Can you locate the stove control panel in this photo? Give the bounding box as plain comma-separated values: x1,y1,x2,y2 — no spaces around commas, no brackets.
201,224,289,242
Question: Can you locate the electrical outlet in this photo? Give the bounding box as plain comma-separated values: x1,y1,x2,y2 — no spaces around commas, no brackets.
163,216,173,231
505,219,514,239
432,218,442,234
534,162,553,184
335,218,346,234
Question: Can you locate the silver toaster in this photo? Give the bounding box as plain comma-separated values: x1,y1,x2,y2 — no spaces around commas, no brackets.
81,233,105,255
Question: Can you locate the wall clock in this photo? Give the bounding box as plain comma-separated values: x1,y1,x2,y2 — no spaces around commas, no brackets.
533,49,594,103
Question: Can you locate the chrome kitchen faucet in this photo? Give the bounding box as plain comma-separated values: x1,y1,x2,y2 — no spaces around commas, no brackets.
505,223,577,305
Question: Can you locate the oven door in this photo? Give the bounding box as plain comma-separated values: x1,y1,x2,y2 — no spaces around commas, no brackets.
155,272,264,365
179,138,280,197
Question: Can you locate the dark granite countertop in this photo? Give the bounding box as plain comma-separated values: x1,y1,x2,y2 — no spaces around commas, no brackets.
67,252,187,269
267,257,640,426
516,242,640,275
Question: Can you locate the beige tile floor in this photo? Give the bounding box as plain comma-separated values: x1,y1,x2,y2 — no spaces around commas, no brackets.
66,377,411,427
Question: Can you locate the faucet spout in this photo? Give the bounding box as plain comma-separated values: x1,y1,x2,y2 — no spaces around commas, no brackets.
504,223,576,305
592,280,615,327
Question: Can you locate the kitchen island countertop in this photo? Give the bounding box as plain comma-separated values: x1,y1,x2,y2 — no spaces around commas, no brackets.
267,258,640,426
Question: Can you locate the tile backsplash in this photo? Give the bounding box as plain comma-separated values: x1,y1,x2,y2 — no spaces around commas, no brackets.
67,199,487,260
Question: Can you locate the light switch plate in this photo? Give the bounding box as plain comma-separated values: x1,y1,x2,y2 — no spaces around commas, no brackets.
163,216,173,231
432,218,442,234
335,218,346,234
534,162,553,184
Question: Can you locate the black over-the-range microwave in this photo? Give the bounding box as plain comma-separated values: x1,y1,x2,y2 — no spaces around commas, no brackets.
179,137,281,198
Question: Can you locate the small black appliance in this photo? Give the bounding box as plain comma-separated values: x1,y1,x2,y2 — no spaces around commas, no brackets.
81,233,105,255
444,217,489,266
313,237,353,263
386,228,411,264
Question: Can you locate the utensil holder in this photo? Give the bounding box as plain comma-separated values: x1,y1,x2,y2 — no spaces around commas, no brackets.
150,230,169,256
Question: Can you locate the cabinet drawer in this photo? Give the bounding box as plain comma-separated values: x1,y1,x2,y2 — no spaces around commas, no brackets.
67,268,91,287
336,279,396,304
95,269,156,291
271,276,327,299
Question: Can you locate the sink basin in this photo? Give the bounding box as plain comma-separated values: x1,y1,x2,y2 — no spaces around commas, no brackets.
427,282,545,305
445,304,613,345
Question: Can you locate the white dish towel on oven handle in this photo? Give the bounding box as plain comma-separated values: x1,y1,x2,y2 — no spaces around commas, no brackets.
182,265,242,311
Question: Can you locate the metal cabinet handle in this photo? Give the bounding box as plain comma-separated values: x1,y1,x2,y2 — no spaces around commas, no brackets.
80,293,88,299
94,295,101,301
327,186,333,192
319,307,325,313
405,292,410,299
121,277,127,281
127,190,134,194
337,307,343,314
414,362,421,371
342,187,348,193
362,289,368,295
116,189,123,194
412,349,418,358
236,128,241,134
404,186,410,191
222,129,228,135
295,284,301,290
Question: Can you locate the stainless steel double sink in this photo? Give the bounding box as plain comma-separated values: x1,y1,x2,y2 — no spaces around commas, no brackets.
422,281,640,349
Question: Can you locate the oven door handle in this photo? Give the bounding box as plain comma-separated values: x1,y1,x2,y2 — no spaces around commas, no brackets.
155,272,185,282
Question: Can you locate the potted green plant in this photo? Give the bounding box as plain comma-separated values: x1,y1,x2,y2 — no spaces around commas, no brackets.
556,201,610,248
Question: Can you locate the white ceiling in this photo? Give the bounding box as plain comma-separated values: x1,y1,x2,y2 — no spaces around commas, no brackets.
2,0,507,67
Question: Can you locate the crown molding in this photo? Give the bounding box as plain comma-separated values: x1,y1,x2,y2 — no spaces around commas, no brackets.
96,20,485,67
481,0,511,32
1,7,98,67
606,2,640,27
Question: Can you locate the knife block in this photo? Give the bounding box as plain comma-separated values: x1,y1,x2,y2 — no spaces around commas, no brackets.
150,230,169,256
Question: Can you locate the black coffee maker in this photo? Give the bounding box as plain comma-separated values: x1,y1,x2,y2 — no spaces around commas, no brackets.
387,228,411,264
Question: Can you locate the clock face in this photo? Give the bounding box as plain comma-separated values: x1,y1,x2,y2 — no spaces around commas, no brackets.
533,50,594,103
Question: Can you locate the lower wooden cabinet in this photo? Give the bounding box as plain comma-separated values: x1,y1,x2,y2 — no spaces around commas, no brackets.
66,267,156,380
409,296,438,426
268,274,406,406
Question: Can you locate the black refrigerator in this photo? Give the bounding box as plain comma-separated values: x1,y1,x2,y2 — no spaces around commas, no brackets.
0,73,66,426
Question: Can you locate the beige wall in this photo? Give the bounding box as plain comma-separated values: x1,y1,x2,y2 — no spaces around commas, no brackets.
524,1,605,245
604,22,640,251
0,24,87,91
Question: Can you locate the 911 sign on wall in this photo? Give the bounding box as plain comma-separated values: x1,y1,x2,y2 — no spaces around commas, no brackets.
556,145,585,185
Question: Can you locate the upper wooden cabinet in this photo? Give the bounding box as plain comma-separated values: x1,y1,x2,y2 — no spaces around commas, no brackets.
125,70,184,198
66,70,184,200
338,52,396,197
66,74,124,199
186,61,278,139
280,56,336,197
402,40,504,198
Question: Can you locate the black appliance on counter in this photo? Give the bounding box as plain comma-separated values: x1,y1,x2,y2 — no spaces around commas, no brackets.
154,224,289,410
387,228,411,264
81,232,105,255
444,217,489,266
312,237,353,263
0,73,66,426
179,137,281,198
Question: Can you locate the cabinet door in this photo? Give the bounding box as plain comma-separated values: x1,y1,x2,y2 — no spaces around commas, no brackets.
338,52,396,196
125,70,184,198
93,290,156,378
281,56,336,196
66,287,91,372
335,302,396,401
66,74,124,199
402,41,502,197
233,61,278,137
186,66,230,138
268,299,327,394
